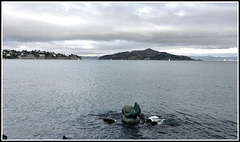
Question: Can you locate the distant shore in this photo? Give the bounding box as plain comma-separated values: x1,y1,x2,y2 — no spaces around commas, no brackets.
2,49,82,60
2,57,82,60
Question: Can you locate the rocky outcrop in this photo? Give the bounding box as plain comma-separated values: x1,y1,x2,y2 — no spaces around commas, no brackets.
122,102,141,125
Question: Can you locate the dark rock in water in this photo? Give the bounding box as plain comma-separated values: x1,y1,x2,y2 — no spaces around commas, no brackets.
150,121,158,125
146,118,157,125
146,115,164,125
2,134,7,139
62,136,67,139
122,115,140,125
139,113,146,124
122,102,141,118
139,113,145,120
146,118,152,123
103,118,116,124
122,102,141,125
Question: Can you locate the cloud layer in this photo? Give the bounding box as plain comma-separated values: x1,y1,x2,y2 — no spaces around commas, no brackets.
2,2,238,56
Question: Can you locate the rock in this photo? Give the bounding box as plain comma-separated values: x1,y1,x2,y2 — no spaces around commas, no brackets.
122,115,140,125
139,113,145,119
150,121,158,125
103,118,116,124
122,102,141,118
139,113,146,124
146,115,164,125
122,102,141,125
146,119,158,125
62,136,67,139
2,134,7,140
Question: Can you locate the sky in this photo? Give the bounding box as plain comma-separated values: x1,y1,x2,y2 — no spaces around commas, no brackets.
2,1,238,57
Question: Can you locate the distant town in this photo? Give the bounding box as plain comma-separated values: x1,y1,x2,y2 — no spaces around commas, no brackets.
2,49,82,60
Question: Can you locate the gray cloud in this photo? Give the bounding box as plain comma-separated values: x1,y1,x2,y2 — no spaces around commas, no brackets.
2,2,238,56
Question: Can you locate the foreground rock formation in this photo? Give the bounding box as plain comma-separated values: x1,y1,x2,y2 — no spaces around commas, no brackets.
122,102,141,125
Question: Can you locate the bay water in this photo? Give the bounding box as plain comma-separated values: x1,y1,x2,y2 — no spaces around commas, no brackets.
2,60,238,139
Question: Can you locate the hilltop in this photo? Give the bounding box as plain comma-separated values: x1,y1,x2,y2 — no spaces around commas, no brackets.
99,48,195,60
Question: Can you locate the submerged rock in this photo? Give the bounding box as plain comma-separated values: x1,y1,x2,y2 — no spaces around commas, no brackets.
139,113,146,124
103,118,116,124
146,118,158,125
163,118,180,126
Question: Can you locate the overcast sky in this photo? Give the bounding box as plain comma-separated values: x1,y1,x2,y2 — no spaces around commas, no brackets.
2,2,238,57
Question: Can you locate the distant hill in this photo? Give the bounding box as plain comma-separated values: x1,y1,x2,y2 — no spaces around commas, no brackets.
99,48,195,60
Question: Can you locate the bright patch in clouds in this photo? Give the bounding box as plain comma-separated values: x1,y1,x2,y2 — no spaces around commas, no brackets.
136,7,151,13
177,11,185,16
4,6,86,26
63,40,96,49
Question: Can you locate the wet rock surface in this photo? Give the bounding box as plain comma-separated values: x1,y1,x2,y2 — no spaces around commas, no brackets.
122,102,141,125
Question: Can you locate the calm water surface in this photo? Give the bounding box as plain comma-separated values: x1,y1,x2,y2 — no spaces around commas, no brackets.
2,60,238,140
